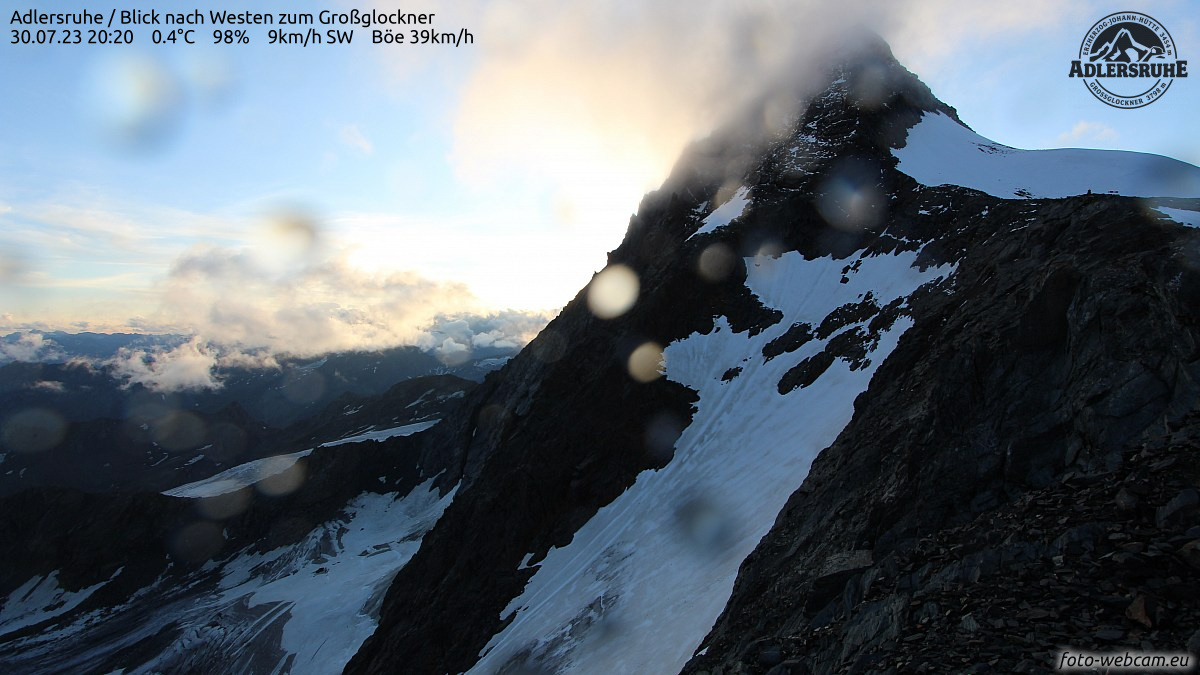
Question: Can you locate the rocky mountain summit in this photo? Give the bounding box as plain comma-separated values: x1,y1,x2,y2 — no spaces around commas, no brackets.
3,36,1199,674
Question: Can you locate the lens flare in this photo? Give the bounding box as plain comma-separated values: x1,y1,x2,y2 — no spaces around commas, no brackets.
816,158,886,232
169,521,226,564
697,243,736,283
587,265,640,319
673,494,738,556
644,411,685,463
196,486,252,520
82,53,184,152
151,411,207,452
627,342,665,383
530,328,568,364
1,408,67,454
256,456,306,497
281,370,326,406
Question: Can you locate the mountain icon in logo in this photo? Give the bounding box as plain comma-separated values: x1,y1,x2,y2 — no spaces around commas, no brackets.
1089,27,1165,63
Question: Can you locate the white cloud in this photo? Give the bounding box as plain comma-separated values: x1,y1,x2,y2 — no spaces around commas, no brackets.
0,333,65,363
107,336,223,392
160,243,481,356
96,242,554,389
31,380,67,393
1057,120,1120,145
380,0,1094,234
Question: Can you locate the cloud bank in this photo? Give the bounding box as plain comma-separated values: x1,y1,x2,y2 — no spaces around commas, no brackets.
92,235,549,390
0,333,65,364
107,336,225,393
420,0,1090,218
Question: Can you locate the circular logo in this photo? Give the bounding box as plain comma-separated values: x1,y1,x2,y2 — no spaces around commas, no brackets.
1069,12,1187,108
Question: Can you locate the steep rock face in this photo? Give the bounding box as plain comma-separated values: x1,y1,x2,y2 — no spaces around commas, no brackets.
684,194,1200,673
342,42,938,674
350,37,1200,675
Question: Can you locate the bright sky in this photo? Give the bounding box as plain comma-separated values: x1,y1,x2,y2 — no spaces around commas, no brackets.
0,0,1196,352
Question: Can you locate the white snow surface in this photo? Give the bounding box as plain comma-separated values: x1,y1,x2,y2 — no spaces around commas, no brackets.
162,420,438,498
162,449,312,498
1,480,456,674
688,186,751,240
319,419,440,447
1157,207,1200,228
207,480,457,673
0,570,115,638
470,249,953,674
895,112,1200,200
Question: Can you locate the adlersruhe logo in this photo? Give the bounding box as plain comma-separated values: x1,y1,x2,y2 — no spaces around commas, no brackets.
1068,12,1187,108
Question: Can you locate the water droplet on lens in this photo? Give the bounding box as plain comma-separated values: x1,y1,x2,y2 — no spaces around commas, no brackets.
1,408,67,454
697,243,736,283
627,342,664,383
587,265,639,319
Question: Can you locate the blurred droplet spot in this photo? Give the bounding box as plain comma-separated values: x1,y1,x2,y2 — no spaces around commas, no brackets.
553,196,578,227
697,242,736,283
627,341,664,383
170,521,225,564
1,408,67,453
644,410,685,464
712,181,743,212
182,53,237,109
196,485,252,520
0,249,33,286
816,158,886,232
243,204,326,275
265,206,320,255
478,404,512,433
673,493,738,557
529,328,567,364
587,264,639,319
151,410,207,452
207,422,247,463
849,62,892,110
255,456,306,497
762,91,798,140
82,53,185,153
590,602,627,647
748,238,786,281
281,369,326,406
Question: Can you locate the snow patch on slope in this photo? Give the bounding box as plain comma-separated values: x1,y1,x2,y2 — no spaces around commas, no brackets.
163,449,312,498
895,112,1200,199
206,480,457,673
0,480,456,674
688,186,751,240
469,250,952,674
319,419,440,447
162,421,438,498
0,570,116,638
